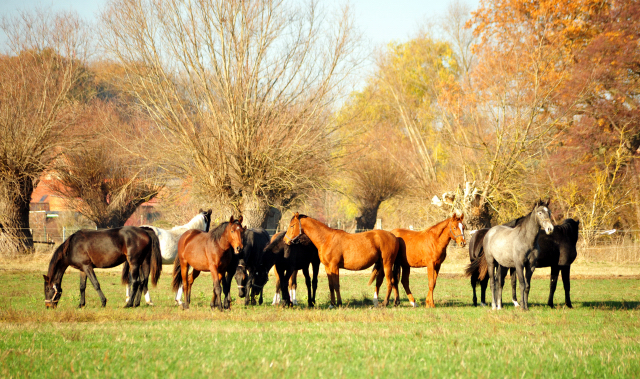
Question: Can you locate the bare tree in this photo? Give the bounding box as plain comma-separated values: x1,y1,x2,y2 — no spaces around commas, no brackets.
99,0,362,228
0,10,89,252
49,100,163,228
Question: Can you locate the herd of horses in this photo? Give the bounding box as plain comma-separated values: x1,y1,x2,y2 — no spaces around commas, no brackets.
43,199,580,311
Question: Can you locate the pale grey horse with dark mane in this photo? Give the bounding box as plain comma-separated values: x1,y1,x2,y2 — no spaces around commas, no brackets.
481,199,554,310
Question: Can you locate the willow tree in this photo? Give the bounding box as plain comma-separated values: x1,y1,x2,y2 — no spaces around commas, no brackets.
100,0,361,228
0,10,88,252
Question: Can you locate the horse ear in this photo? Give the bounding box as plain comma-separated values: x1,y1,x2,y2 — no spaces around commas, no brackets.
545,197,551,207
207,209,212,215
199,208,203,213
237,215,243,224
229,215,235,223
294,212,300,218
43,274,49,282
459,212,464,221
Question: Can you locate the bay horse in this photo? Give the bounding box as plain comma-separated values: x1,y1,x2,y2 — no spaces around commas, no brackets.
468,218,579,308
254,231,320,307
283,213,399,307
171,216,244,310
371,211,466,307
230,228,271,306
470,199,554,310
122,209,212,305
43,226,162,309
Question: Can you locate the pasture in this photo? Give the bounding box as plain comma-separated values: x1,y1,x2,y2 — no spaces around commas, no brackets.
1,251,639,378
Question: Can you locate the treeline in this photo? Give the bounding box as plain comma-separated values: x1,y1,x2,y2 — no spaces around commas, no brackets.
1,0,638,252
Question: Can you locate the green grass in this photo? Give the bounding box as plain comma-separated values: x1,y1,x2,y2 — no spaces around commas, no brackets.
1,268,639,378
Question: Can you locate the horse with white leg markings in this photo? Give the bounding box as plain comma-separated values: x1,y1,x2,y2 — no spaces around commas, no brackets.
470,199,554,311
122,209,212,306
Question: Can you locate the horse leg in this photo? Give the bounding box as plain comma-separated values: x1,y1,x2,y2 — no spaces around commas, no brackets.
79,272,87,308
374,265,384,307
130,263,144,307
280,267,293,307
497,266,509,310
290,270,298,305
382,262,394,307
186,270,200,308
222,269,233,310
480,275,489,306
140,257,152,306
326,265,341,307
510,267,519,307
181,262,191,310
515,264,527,311
302,266,313,308
548,266,560,308
209,270,222,311
487,258,496,310
470,271,478,307
400,266,415,307
311,261,319,308
426,263,438,308
561,266,572,308
84,266,107,308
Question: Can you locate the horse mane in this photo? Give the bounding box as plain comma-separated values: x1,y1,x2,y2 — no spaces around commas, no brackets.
426,218,450,233
209,221,230,241
47,233,75,279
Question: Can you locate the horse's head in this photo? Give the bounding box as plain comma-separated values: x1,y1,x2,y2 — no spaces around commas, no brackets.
200,208,213,232
43,275,62,309
234,260,248,298
284,212,305,245
448,211,466,248
533,198,554,235
228,215,245,254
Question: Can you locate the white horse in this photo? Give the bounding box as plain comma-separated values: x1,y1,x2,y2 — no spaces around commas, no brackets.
125,209,212,305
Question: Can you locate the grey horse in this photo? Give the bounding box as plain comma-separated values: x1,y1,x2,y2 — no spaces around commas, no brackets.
483,199,554,310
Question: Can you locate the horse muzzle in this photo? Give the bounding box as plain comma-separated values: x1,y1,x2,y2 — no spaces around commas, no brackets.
544,224,554,235
235,246,243,254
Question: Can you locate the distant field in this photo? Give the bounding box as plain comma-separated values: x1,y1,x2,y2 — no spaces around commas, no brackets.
1,254,639,378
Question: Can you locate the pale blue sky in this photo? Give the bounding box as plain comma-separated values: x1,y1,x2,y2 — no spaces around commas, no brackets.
0,0,479,48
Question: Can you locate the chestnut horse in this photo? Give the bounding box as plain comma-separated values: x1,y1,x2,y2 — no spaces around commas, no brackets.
372,212,466,308
283,213,399,307
171,216,244,310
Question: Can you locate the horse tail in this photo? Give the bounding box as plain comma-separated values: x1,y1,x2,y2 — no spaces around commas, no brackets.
392,259,402,287
367,264,379,286
121,261,130,285
464,247,488,280
141,227,162,287
172,257,187,293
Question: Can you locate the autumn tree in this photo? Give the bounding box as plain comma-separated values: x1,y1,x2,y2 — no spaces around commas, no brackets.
49,96,163,229
99,0,362,228
0,10,88,252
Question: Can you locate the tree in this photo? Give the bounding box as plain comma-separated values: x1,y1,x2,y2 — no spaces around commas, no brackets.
0,10,88,252
99,0,362,228
49,99,163,229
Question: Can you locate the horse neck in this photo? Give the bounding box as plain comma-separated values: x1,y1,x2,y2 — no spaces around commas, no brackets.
519,212,540,245
299,217,332,247
212,229,233,252
178,215,206,231
427,218,452,250
47,246,70,285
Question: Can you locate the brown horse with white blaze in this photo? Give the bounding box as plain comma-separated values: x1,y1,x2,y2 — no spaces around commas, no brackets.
372,212,466,307
284,213,400,307
172,216,244,310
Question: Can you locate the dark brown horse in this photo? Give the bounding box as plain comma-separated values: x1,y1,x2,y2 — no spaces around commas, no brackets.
43,226,162,308
171,216,244,310
372,212,466,307
283,213,399,307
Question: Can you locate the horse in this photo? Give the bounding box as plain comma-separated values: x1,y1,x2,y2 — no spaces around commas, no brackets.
122,209,212,305
230,228,271,306
43,226,162,309
467,199,554,310
283,213,399,307
254,231,320,307
171,216,244,310
371,211,466,308
468,218,580,308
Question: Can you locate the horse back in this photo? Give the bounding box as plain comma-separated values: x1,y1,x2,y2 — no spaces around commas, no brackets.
536,219,579,267
391,228,433,267
71,227,151,269
330,229,397,270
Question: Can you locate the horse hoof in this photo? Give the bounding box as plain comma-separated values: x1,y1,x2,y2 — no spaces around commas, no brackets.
513,301,520,307
410,301,416,308
146,302,155,307
481,302,487,307
328,305,335,309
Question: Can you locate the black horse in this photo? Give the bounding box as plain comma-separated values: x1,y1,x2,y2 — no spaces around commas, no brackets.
467,218,579,308
252,231,320,307
230,228,271,306
43,226,162,308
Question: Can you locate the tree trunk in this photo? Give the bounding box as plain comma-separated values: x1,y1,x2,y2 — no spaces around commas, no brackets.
464,194,492,230
355,200,382,232
0,177,35,253
240,194,271,229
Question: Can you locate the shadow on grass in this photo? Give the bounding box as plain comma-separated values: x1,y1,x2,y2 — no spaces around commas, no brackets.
581,301,640,310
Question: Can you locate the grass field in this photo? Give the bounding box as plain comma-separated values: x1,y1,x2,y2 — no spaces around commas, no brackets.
1,255,639,378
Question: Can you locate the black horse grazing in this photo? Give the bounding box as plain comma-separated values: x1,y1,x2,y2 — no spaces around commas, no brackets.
43,226,162,308
467,218,580,308
253,231,320,307
231,228,271,306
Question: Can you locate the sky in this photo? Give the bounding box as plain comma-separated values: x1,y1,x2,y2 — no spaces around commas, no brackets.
0,0,479,48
